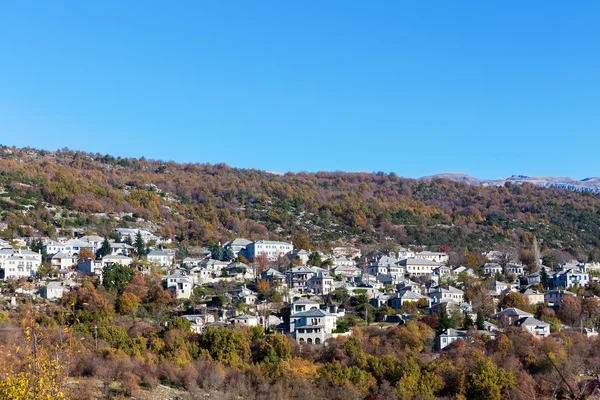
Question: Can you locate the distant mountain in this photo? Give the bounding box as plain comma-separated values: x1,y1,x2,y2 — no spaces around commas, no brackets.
420,173,600,193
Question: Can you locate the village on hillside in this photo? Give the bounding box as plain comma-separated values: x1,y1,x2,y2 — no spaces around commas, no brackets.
2,227,599,350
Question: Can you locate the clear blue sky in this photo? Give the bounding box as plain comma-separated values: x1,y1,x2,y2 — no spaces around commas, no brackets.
1,1,599,179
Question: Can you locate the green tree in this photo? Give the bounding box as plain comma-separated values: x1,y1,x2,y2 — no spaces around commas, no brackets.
223,248,234,261
476,311,485,330
332,288,350,305
102,264,135,294
466,356,515,400
308,251,322,267
198,327,251,367
256,334,292,365
29,238,47,259
167,316,192,332
542,254,558,269
211,246,225,261
134,230,146,257
436,305,458,333
97,237,112,258
540,266,550,289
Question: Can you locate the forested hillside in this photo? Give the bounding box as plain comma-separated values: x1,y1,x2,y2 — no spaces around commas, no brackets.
1,145,600,258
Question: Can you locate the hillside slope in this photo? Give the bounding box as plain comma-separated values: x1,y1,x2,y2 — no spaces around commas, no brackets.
1,145,600,257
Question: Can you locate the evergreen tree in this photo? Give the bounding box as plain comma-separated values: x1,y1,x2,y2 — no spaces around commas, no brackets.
134,231,146,257
540,266,550,289
463,313,474,328
212,246,225,261
97,238,112,258
123,235,132,245
476,311,485,330
223,248,235,261
102,263,135,294
29,238,47,259
437,306,452,333
308,251,322,266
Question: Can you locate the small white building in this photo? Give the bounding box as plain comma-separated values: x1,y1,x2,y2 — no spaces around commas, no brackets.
41,281,71,300
223,238,252,258
146,249,174,267
101,254,134,266
414,251,449,263
164,274,193,299
231,314,259,327
436,329,468,350
109,242,134,256
50,252,77,269
389,290,430,310
515,316,550,337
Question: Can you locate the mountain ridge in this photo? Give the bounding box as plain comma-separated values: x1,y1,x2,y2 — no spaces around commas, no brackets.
420,173,600,193
1,145,600,258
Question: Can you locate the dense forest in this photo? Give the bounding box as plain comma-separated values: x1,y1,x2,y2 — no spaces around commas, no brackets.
1,145,600,258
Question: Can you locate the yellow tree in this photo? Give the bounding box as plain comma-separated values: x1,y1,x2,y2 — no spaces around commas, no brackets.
118,292,141,320
77,248,95,262
0,307,79,399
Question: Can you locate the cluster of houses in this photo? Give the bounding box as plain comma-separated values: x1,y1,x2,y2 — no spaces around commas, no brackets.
1,232,598,347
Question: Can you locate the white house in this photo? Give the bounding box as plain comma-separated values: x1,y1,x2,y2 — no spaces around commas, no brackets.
50,252,77,270
101,254,134,266
482,263,503,275
397,247,416,260
515,316,550,337
231,314,259,327
109,242,134,256
307,273,334,295
332,257,356,268
41,281,71,300
436,329,468,350
45,239,95,257
164,274,193,299
366,256,400,276
223,238,252,258
389,290,430,310
430,286,464,304
490,280,511,295
146,249,174,267
401,258,444,277
1,249,42,280
414,251,449,263
289,299,337,344
246,240,293,262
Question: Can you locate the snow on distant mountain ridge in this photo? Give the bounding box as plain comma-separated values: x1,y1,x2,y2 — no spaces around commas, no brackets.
419,173,600,193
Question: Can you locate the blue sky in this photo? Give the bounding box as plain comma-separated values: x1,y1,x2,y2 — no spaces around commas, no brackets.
1,1,599,179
